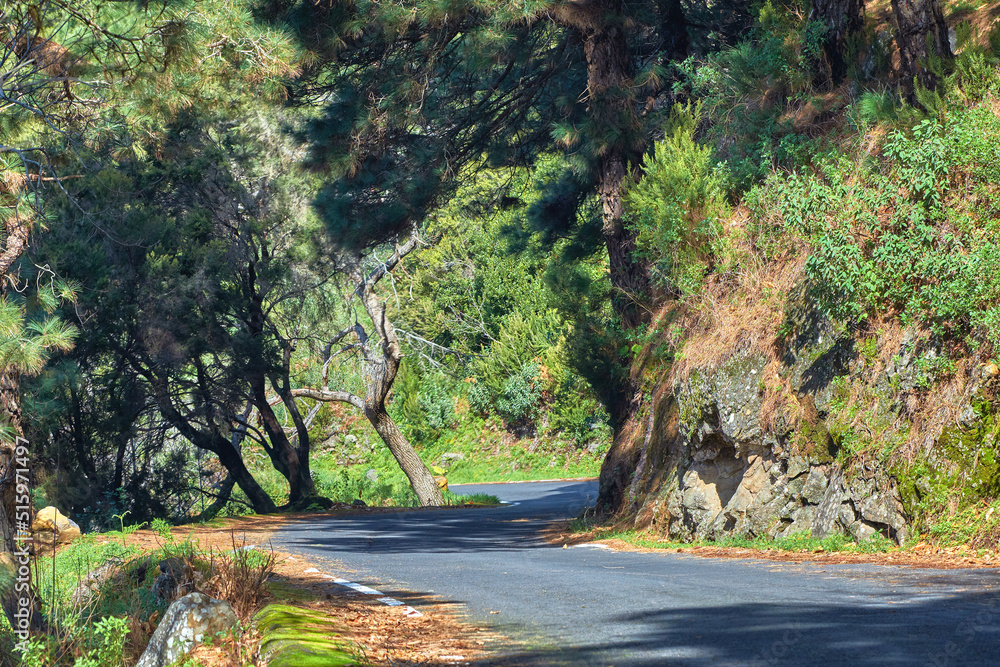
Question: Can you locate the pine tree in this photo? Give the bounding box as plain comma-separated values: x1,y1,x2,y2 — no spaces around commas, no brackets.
891,0,952,93
0,0,185,633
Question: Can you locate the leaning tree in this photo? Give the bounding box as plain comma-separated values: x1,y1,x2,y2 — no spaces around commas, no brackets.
291,231,445,506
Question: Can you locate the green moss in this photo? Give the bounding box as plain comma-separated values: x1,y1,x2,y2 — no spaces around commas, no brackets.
892,397,1000,541
793,420,835,463
255,604,358,667
677,369,706,436
936,399,1000,498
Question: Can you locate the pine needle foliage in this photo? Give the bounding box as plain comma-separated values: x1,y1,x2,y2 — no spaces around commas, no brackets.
623,103,728,297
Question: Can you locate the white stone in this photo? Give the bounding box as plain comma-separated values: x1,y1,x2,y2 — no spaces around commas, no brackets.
136,593,237,667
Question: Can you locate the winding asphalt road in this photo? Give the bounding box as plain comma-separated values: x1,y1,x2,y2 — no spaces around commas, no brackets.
273,480,1000,665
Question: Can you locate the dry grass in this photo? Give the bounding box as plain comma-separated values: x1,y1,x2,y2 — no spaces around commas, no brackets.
638,206,810,439
662,220,806,385
946,0,1000,40
201,534,278,621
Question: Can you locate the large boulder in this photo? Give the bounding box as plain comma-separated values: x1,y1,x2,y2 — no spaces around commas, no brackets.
136,592,237,667
31,506,81,545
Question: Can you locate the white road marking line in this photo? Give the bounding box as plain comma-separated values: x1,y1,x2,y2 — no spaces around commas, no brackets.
571,543,610,550
378,597,403,606
317,573,423,616
344,582,383,595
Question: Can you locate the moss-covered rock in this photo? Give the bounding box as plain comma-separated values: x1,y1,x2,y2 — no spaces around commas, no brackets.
255,604,357,667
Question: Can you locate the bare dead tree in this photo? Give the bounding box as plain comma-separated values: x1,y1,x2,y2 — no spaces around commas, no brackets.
290,231,444,507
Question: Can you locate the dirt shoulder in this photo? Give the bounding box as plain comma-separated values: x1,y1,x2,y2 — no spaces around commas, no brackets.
545,520,1000,570
78,512,500,665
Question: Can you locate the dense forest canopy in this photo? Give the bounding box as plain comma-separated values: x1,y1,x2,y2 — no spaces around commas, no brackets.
1,0,1000,655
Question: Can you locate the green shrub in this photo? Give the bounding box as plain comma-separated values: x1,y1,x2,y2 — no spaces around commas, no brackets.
754,106,1000,346
417,380,455,431
547,370,612,445
674,0,862,186
624,103,727,296
74,616,130,667
496,362,542,427
467,381,492,416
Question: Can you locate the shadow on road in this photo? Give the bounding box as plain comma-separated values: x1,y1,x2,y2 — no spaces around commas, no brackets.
272,479,1000,665
277,481,595,554
474,591,1000,666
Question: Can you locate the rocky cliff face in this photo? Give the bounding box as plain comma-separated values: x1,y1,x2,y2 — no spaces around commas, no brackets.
597,283,996,545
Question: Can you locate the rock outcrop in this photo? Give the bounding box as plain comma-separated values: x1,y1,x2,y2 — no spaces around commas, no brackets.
595,282,983,545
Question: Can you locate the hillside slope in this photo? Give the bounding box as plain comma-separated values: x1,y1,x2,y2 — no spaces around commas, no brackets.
598,2,1000,547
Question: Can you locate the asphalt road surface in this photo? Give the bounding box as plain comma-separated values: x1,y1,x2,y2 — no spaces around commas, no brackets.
273,479,1000,665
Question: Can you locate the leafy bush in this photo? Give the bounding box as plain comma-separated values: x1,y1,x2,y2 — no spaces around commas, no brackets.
472,310,561,394
417,379,456,431
752,106,1000,345
547,370,612,445
467,381,493,416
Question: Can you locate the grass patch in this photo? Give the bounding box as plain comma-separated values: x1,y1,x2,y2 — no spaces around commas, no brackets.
445,491,502,505
569,517,899,555
12,527,300,666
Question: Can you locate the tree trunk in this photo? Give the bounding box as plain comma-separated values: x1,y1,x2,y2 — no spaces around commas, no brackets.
812,0,865,84
194,474,237,521
352,237,445,507
214,438,277,514
891,0,951,92
251,385,314,506
363,351,443,507
579,3,651,333
366,408,443,506
0,370,24,555
132,359,279,516
658,0,690,64
246,280,316,507
564,1,651,513
0,369,46,633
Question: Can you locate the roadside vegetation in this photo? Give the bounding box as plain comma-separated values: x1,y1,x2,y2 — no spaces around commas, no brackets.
569,514,900,554
2,519,477,666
